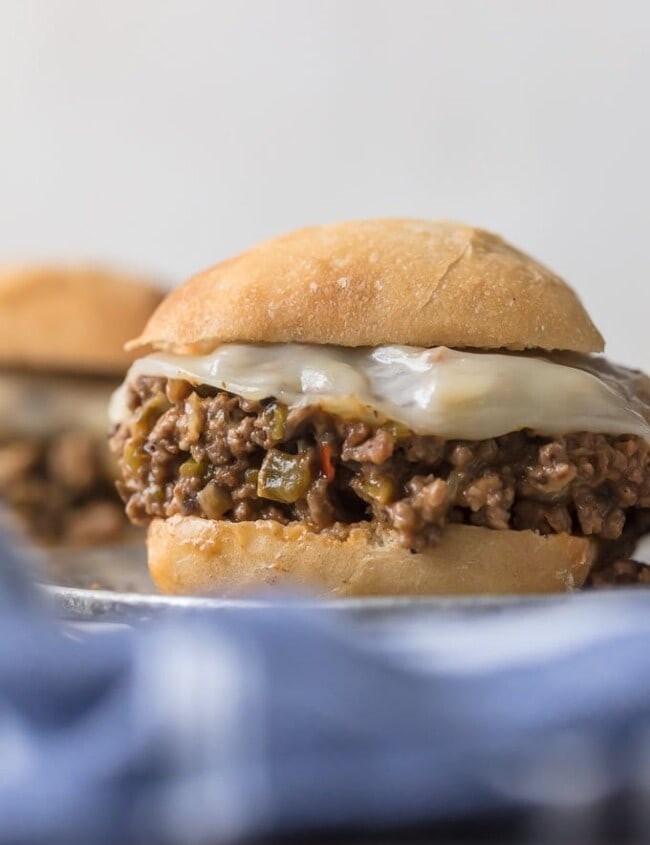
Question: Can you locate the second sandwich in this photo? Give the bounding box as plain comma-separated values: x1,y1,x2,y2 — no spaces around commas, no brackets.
0,265,162,546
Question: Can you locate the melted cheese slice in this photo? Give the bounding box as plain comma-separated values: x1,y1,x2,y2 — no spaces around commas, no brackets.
113,344,650,441
0,372,116,438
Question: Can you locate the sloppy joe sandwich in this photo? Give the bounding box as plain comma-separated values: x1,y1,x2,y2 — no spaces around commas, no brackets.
110,219,650,595
0,265,162,545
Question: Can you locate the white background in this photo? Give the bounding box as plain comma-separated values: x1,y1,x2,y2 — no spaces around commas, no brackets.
0,0,647,366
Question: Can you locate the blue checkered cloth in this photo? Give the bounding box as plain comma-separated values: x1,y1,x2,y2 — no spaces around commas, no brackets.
1,538,650,844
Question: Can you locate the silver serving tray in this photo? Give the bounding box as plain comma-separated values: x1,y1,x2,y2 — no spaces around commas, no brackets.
33,538,650,623
38,540,535,620
47,583,564,622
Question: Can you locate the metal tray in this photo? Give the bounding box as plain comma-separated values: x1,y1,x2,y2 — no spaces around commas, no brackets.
35,539,649,623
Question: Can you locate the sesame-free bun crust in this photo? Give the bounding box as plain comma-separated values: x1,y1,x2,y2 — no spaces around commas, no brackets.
0,265,164,375
131,219,603,355
148,516,595,597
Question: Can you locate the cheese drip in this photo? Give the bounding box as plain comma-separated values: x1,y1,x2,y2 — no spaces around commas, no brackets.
112,344,650,442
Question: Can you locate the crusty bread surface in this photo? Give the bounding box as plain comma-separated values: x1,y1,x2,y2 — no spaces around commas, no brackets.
0,265,164,375
148,516,595,597
130,219,603,355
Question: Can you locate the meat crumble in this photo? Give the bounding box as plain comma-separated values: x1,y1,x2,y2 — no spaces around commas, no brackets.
111,376,650,580
0,431,127,546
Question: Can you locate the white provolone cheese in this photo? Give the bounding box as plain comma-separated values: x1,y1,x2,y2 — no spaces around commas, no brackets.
111,344,650,441
0,372,116,438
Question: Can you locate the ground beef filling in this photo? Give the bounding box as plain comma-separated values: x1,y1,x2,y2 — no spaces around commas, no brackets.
111,376,650,572
0,432,127,546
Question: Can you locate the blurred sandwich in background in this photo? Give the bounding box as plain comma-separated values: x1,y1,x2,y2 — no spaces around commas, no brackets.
0,265,163,548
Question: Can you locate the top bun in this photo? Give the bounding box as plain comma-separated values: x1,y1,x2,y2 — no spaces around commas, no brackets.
130,219,603,355
0,265,164,375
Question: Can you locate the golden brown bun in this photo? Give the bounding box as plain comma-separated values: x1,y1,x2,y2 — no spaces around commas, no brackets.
0,265,164,375
148,516,595,597
131,219,603,355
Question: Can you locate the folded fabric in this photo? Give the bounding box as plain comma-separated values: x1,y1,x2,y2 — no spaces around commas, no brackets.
1,537,650,844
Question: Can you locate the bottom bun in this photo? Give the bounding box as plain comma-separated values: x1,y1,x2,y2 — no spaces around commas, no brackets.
147,516,595,597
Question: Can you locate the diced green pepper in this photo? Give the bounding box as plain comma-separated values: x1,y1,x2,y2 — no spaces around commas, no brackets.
382,421,411,441
134,395,170,435
266,403,288,442
354,475,394,505
257,449,312,503
123,440,147,472
179,458,208,478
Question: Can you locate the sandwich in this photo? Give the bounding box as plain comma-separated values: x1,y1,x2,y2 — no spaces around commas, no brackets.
0,265,162,546
110,219,650,595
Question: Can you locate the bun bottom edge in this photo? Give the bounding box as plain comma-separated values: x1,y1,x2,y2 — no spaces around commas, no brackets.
147,516,595,597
